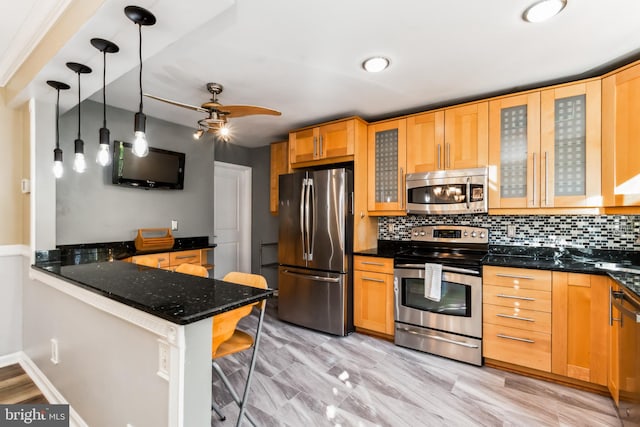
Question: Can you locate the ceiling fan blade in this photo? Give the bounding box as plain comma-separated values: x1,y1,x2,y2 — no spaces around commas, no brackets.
144,93,207,113
219,105,282,118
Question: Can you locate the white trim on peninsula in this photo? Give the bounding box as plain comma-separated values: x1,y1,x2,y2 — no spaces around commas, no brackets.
0,244,30,257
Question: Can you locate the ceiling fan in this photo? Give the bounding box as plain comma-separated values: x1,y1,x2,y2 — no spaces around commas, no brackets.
144,82,281,140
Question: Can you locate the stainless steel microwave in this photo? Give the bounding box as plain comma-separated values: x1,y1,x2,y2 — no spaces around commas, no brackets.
406,167,488,215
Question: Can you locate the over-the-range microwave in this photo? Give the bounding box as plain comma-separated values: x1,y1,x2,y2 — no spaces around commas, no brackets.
406,167,488,215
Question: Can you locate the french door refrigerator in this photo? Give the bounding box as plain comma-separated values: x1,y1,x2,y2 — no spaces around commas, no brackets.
278,167,354,336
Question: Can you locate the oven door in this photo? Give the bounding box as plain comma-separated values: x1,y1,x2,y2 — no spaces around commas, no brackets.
406,168,488,215
394,265,482,338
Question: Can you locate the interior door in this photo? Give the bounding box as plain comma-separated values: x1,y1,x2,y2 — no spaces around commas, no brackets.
213,161,251,279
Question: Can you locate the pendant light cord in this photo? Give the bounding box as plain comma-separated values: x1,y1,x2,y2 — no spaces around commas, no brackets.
77,71,81,140
55,89,60,149
138,23,143,113
103,50,107,128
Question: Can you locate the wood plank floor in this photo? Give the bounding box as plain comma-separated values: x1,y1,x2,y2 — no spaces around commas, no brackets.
0,364,47,404
212,298,622,426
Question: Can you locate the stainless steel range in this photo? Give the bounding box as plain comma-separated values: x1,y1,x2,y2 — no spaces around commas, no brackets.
393,225,488,366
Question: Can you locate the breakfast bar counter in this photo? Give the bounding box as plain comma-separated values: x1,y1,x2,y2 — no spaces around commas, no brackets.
28,260,273,427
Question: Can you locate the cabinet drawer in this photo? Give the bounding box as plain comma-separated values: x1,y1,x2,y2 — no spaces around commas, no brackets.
483,285,551,312
131,253,170,268
354,256,393,274
483,266,551,291
483,304,551,333
170,250,201,266
483,323,551,372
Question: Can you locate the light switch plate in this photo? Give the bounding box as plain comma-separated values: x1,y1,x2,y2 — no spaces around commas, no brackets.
171,220,178,231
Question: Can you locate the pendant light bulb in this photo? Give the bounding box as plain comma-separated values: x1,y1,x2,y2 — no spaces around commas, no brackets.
91,38,119,167
96,128,112,166
73,139,87,173
53,147,64,179
66,61,92,173
132,111,148,157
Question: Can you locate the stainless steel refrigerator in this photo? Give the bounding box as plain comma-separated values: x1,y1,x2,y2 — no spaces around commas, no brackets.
278,168,354,336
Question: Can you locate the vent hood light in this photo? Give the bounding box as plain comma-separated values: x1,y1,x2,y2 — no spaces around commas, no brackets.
362,56,390,73
523,0,567,23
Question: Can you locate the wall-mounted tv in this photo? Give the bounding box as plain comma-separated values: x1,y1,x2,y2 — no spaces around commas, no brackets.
112,141,185,190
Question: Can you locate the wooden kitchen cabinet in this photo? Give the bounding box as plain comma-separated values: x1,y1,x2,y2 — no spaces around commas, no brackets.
602,63,640,207
270,140,289,214
609,279,620,405
483,266,552,372
367,119,407,215
489,81,601,210
551,272,609,386
405,102,488,174
289,118,360,167
128,248,210,271
353,256,394,337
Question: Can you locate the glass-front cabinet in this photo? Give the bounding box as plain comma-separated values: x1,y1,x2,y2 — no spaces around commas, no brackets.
489,81,601,210
367,119,407,215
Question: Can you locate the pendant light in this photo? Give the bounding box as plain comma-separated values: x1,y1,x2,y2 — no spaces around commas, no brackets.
91,38,119,166
66,62,92,173
125,5,156,158
46,80,70,179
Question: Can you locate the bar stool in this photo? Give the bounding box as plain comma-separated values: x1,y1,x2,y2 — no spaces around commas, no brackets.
212,272,268,426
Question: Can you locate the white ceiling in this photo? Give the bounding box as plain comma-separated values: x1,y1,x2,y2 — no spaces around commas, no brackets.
5,0,640,148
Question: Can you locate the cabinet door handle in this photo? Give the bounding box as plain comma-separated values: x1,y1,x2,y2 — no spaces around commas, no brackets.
446,143,451,168
362,277,385,283
319,135,323,157
399,167,404,208
495,273,535,280
544,151,549,206
437,144,442,169
361,261,385,266
497,334,535,344
531,152,537,206
496,294,535,301
496,313,535,322
313,136,317,158
175,255,196,260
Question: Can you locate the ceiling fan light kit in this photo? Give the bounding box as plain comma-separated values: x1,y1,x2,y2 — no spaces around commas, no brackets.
125,5,156,157
523,0,567,23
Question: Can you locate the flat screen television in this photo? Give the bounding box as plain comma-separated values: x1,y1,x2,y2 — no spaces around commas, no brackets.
112,141,185,189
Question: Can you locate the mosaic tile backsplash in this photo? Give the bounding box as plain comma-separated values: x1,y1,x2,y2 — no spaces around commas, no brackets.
378,215,640,251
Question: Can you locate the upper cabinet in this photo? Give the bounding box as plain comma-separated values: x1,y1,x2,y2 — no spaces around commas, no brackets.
269,140,290,215
406,102,488,174
367,119,407,215
489,81,601,209
289,118,357,167
602,63,640,207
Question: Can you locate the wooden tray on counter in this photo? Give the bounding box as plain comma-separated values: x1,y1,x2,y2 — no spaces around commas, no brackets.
134,228,175,252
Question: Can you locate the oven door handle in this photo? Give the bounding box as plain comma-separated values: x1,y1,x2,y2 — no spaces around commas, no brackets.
394,264,480,275
397,326,479,349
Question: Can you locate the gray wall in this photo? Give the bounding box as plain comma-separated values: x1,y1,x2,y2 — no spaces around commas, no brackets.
56,101,214,245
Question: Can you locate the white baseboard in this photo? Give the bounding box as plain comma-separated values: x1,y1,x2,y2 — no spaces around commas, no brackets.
5,352,89,427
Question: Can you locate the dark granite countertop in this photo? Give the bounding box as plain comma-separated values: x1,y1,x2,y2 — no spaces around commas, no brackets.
32,261,274,325
355,241,640,297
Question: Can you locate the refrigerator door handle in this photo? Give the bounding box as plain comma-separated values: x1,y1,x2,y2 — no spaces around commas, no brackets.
300,178,307,261
307,178,314,261
281,269,341,283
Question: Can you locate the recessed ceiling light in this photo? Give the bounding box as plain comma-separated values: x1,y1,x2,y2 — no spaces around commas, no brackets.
362,56,390,73
523,0,567,23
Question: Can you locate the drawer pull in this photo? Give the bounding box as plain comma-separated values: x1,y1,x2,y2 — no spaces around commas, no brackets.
496,294,535,301
361,261,385,266
496,313,534,322
175,255,196,260
496,334,535,344
495,273,535,280
362,277,385,283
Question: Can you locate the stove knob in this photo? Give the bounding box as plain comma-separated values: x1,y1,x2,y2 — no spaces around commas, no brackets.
419,231,426,236
480,232,486,239
463,231,469,237
471,231,477,238
413,231,419,236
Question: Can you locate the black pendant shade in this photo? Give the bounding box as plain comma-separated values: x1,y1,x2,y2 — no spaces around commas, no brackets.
47,80,70,179
67,62,92,173
91,38,119,166
124,6,156,26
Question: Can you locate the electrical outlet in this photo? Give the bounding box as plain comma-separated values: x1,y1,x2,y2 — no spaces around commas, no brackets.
507,225,516,238
50,338,59,365
157,341,169,380
387,223,394,233
171,220,178,231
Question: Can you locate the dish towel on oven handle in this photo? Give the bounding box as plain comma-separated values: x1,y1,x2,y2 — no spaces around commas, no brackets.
424,263,442,302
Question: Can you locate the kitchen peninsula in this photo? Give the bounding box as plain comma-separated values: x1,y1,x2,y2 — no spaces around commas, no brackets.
29,259,273,426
